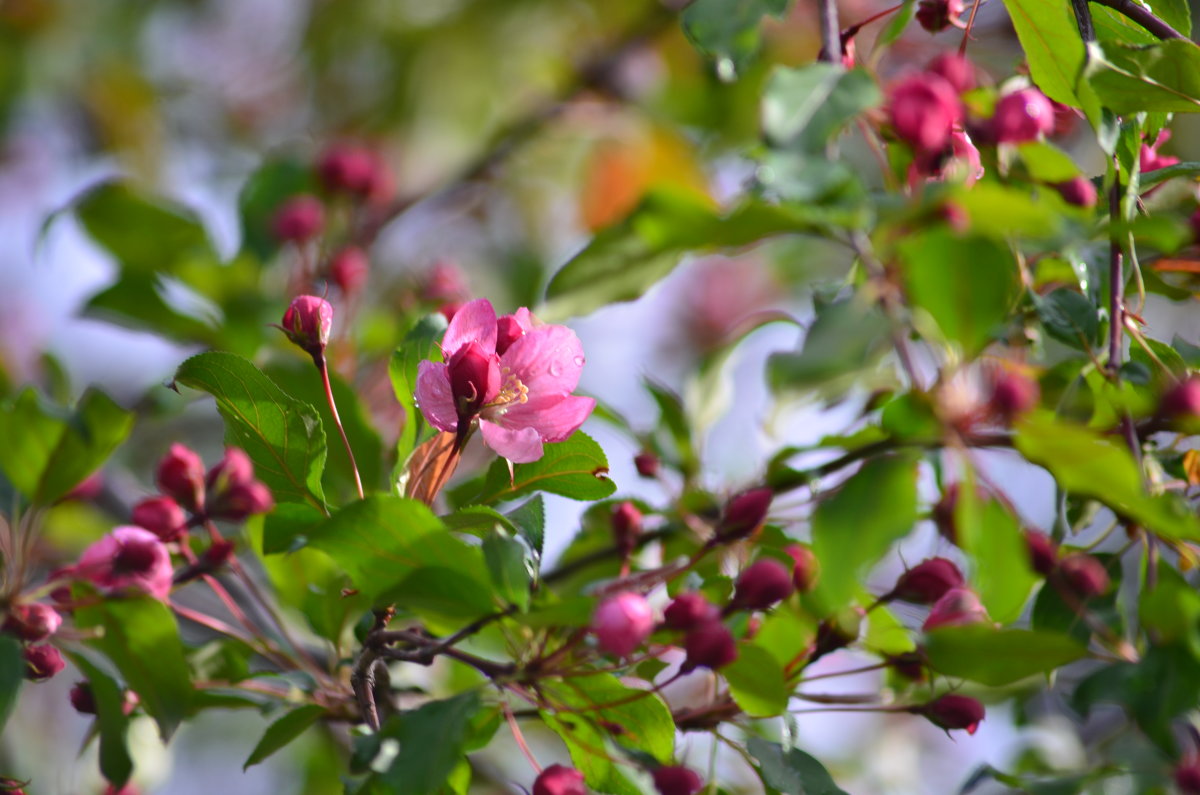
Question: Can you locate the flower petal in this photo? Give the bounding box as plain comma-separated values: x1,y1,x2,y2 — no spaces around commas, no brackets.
494,394,595,443
480,421,543,463
501,324,585,398
415,361,458,432
441,298,497,357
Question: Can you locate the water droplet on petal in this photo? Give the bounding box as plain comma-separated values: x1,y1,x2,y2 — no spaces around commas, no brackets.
573,356,585,367
549,362,563,377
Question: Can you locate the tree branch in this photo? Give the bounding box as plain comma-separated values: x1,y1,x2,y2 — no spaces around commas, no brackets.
817,0,841,64
1089,0,1186,40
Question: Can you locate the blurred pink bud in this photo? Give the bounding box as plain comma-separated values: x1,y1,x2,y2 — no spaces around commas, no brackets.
206,448,255,492
916,0,964,32
927,53,974,93
329,247,370,295
611,501,643,559
921,693,985,734
437,302,462,322
23,644,65,681
923,587,988,631
991,88,1055,144
131,496,187,542
890,558,964,604
65,472,104,502
888,73,962,154
731,559,794,610
77,526,173,601
1190,207,1200,244
716,488,773,542
663,592,719,631
1024,530,1059,576
652,766,704,795
989,368,1039,421
281,295,333,362
317,143,375,195
634,451,660,478
785,545,819,592
1161,376,1200,420
592,592,655,657
70,681,97,714
420,260,469,303
1176,758,1200,794
271,195,325,243
157,444,206,512
1059,554,1109,598
1140,130,1179,173
209,481,274,521
2,603,62,642
532,765,586,795
682,620,738,671
933,484,962,545
1051,176,1097,208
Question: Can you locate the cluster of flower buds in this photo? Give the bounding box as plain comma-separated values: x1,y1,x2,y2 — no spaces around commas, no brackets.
1022,531,1111,600
156,444,275,525
878,557,992,632
2,601,65,682
887,54,981,186
533,763,704,795
713,487,773,544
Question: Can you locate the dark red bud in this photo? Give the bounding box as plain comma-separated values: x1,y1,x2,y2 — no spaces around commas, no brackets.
926,53,974,93
70,681,97,714
682,621,738,671
989,369,1039,421
156,443,206,512
889,558,964,604
663,592,719,631
888,651,927,681
23,644,65,681
730,559,794,611
634,451,660,478
271,195,325,243
915,0,964,32
448,342,498,421
204,539,236,568
920,693,985,734
1059,554,1109,598
932,485,960,545
329,247,370,295
716,488,772,542
1161,377,1200,420
281,295,333,362
2,603,62,642
1176,758,1200,794
532,764,586,795
652,766,704,795
209,481,274,521
132,496,187,542
317,143,376,195
495,315,525,356
1024,530,1058,576
784,544,819,592
1052,176,1098,208
611,501,643,558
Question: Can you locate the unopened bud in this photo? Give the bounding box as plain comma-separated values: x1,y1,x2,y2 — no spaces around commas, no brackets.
592,592,655,657
132,496,187,542
2,603,63,642
1051,176,1098,208
989,368,1039,421
23,644,65,681
70,681,97,714
329,247,370,295
919,693,985,734
1024,530,1058,576
611,502,643,559
1176,758,1200,795
634,451,660,478
889,558,964,604
923,587,988,631
156,443,206,512
784,544,819,592
271,195,324,243
532,765,586,795
1161,376,1200,421
715,488,772,542
730,559,794,611
888,73,963,154
932,485,961,545
209,481,274,521
915,0,964,32
280,295,333,363
991,88,1055,144
317,143,375,195
206,448,254,492
663,592,719,631
495,313,531,356
1059,554,1109,598
682,621,738,671
652,766,704,795
448,341,500,422
926,53,974,93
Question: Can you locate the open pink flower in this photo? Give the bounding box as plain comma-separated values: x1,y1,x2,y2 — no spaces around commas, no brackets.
415,298,595,463
75,526,173,601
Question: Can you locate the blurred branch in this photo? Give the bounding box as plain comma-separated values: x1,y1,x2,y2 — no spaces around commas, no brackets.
817,0,841,63
1089,0,1186,40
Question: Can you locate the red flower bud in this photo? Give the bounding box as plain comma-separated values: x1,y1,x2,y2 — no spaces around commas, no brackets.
271,195,325,243
317,143,376,195
889,557,964,604
70,681,97,714
932,485,961,545
731,559,794,611
132,496,187,542
682,621,738,671
1051,176,1097,208
989,368,1039,421
652,766,704,795
280,295,334,363
784,544,819,592
2,603,62,642
447,341,500,422
926,53,974,94
991,88,1055,144
634,451,660,478
1176,758,1200,795
206,447,255,492
1024,530,1059,576
920,693,985,734
532,765,586,795
1161,377,1200,420
495,314,530,356
888,74,963,154
922,587,988,631
209,481,274,521
438,302,462,322
156,443,206,512
611,501,643,559
663,592,719,631
23,644,65,681
592,592,655,657
329,247,370,295
915,0,964,32
1058,554,1109,599
716,488,772,542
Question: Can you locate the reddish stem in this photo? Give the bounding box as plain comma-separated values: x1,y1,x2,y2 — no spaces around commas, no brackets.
318,357,364,499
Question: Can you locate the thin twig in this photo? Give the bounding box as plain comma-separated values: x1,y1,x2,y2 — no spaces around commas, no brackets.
817,0,841,64
1089,0,1186,40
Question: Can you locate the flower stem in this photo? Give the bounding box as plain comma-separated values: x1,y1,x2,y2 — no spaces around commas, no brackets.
318,357,364,499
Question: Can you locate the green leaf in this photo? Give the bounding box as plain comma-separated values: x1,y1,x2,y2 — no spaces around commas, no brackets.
762,65,881,153
897,231,1020,356
1036,289,1100,350
466,431,616,504
389,314,448,465
767,297,889,394
1017,142,1083,182
1015,414,1200,541
811,455,918,614
174,352,327,512
956,493,1038,624
261,502,327,555
0,635,23,736
681,0,789,74
244,704,326,770
75,595,193,740
1000,0,1086,106
746,736,849,795
372,692,481,795
723,643,790,717
75,181,215,274
644,379,698,477
506,495,545,560
1086,39,1200,113
482,531,534,611
924,625,1088,686
545,673,675,767
69,653,133,788
1141,160,1200,190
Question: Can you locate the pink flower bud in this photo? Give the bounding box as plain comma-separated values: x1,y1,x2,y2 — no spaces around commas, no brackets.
592,592,655,657
70,681,97,714
731,559,794,611
420,260,469,303
716,488,773,542
926,53,974,94
1176,758,1200,794
1058,554,1109,598
784,545,819,592
1024,530,1059,576
1140,131,1179,173
991,88,1055,144
2,603,62,642
889,558,964,604
65,471,104,502
634,451,660,478
280,295,334,363
317,143,376,195
77,526,173,601
915,0,964,32
271,195,325,243
888,74,962,154
611,502,643,559
920,693,985,734
438,302,462,322
1052,176,1097,208
495,315,527,356
447,341,500,421
23,644,64,681
922,587,988,631
532,765,586,795
682,620,738,671
209,481,274,521
652,766,704,795
157,443,206,512
206,447,255,492
329,247,370,295
1161,377,1200,420
131,496,187,542
663,592,719,631
989,368,1039,421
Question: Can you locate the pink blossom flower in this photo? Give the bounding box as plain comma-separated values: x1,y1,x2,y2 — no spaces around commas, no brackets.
415,298,595,463
75,526,174,601
1141,130,1180,173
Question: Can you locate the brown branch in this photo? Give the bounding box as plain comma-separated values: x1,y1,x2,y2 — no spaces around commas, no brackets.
1089,0,1186,40
817,0,841,63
